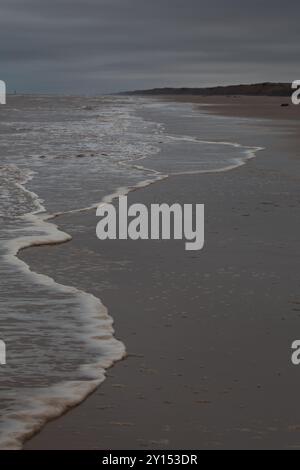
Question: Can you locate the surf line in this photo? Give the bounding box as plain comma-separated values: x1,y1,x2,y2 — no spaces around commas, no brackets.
96,196,205,251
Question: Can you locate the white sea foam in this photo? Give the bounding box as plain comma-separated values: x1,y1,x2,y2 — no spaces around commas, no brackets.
0,169,126,449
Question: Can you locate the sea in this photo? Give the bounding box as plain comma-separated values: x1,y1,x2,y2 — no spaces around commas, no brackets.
0,94,262,448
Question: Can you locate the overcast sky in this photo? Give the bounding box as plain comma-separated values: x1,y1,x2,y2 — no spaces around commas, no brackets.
0,0,299,94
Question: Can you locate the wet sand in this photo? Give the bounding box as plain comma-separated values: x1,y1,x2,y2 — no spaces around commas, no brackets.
164,95,300,120
22,97,300,449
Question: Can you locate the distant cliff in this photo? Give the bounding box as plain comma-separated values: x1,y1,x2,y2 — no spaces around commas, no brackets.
121,82,291,97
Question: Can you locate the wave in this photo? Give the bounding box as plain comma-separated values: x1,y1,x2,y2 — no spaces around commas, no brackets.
0,173,126,450
0,95,264,449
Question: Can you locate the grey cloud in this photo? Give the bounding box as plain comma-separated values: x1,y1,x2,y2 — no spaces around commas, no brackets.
0,0,299,93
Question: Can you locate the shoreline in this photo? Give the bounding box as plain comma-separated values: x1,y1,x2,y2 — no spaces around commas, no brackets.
161,95,300,121
21,96,300,449
14,124,261,449
2,177,126,450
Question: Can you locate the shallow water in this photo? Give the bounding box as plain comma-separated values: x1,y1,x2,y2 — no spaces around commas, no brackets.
0,95,261,448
